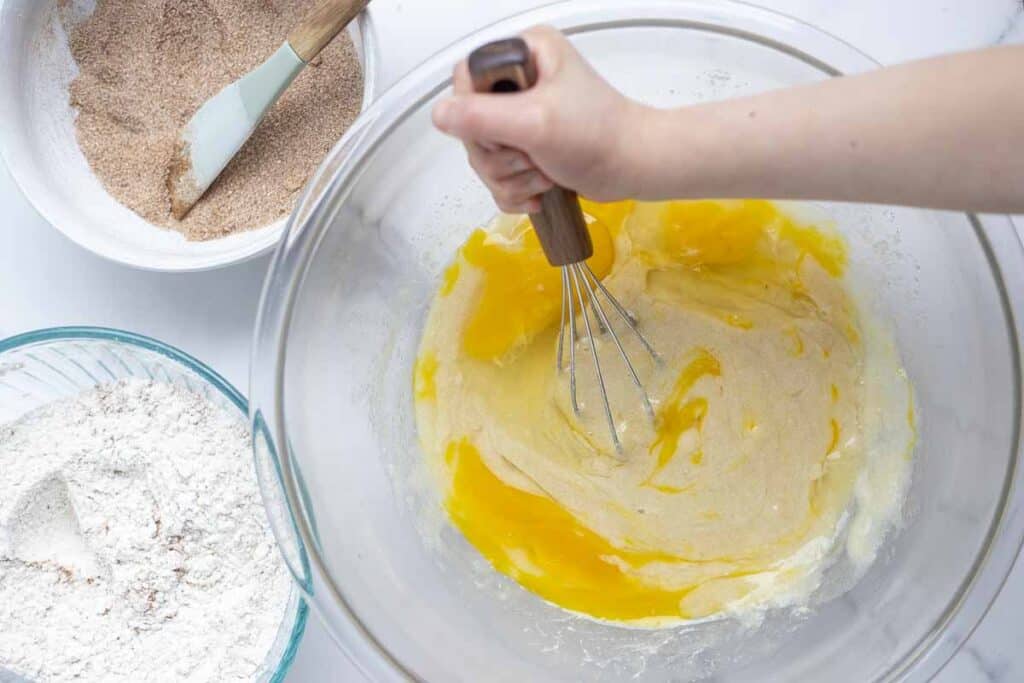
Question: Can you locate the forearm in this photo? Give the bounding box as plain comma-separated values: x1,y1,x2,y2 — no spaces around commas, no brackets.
630,45,1024,212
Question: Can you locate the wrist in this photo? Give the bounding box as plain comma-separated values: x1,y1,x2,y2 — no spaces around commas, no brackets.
616,103,712,201
612,100,660,199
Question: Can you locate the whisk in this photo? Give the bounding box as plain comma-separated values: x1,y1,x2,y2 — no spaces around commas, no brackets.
468,38,659,452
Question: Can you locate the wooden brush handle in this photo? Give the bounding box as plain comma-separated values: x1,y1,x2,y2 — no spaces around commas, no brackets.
467,38,593,267
287,0,369,63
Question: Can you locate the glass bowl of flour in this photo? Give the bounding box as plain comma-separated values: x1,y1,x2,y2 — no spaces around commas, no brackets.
0,327,306,682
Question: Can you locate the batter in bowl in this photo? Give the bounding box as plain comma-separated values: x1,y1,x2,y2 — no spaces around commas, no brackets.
414,199,914,626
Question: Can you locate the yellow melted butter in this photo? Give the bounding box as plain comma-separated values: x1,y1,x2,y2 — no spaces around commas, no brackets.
454,199,845,363
457,202,620,362
440,261,460,296
648,199,846,276
827,418,841,454
420,199,867,624
643,349,722,487
445,439,701,621
413,352,438,401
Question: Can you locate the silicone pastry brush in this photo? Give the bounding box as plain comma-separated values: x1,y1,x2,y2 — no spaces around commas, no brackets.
167,0,368,219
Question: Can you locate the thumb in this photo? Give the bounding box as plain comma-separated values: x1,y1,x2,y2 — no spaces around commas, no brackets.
433,93,545,151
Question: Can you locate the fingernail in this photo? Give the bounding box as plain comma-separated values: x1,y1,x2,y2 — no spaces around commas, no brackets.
433,100,454,131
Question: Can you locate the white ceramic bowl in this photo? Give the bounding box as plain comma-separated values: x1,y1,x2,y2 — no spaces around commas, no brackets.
0,0,377,271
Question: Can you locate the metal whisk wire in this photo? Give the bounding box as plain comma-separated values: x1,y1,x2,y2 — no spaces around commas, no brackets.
557,262,659,453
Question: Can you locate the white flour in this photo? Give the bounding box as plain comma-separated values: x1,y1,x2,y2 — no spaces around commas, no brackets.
0,379,292,682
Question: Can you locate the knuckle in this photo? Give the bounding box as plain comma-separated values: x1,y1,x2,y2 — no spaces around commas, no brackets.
532,176,553,194
521,172,543,192
512,152,533,173
526,24,560,45
482,153,506,177
510,172,533,193
522,25,566,75
494,152,515,173
492,184,515,204
521,25,547,40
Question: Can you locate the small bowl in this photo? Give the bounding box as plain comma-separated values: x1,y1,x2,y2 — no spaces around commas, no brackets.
0,0,378,272
0,326,307,682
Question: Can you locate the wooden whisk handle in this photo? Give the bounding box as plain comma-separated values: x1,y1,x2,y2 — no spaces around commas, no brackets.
287,0,369,63
467,38,593,267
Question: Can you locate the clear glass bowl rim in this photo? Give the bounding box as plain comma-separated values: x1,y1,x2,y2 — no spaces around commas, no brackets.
0,325,309,683
251,1,1024,681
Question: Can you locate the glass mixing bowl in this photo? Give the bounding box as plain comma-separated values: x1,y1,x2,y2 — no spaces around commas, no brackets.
0,327,307,683
250,1,1024,680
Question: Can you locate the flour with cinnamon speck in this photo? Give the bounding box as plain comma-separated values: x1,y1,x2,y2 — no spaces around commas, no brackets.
0,379,292,681
62,0,364,241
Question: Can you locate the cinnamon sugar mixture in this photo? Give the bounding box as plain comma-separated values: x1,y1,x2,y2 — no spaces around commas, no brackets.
64,0,364,241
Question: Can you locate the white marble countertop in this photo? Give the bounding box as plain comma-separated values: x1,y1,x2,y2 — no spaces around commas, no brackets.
1,1,1022,680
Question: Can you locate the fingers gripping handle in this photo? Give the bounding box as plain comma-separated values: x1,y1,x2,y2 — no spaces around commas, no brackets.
467,38,594,267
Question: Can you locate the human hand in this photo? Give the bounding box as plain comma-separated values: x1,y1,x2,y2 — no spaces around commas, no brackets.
432,26,646,214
